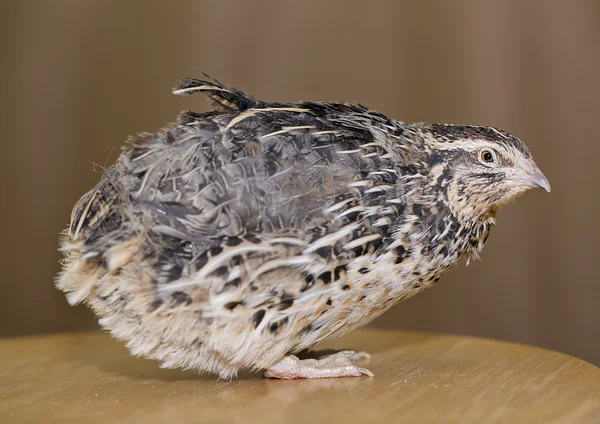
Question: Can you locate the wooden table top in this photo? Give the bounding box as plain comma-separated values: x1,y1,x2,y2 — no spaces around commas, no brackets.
1,329,598,423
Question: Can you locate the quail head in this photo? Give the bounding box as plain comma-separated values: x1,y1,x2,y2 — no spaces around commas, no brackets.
56,74,550,379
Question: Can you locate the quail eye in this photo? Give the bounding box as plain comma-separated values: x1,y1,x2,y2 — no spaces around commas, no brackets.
478,149,497,167
481,151,493,162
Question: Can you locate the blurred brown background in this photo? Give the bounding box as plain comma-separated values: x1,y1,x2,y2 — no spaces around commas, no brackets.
1,1,599,365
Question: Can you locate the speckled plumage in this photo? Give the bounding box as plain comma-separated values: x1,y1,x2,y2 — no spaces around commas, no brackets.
56,74,550,379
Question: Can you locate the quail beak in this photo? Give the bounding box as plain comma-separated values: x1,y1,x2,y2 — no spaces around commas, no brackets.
511,160,551,193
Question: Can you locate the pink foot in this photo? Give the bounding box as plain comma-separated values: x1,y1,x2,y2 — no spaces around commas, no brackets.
264,351,373,379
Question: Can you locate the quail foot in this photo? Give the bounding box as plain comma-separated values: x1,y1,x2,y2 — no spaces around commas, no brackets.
265,351,373,379
56,73,550,379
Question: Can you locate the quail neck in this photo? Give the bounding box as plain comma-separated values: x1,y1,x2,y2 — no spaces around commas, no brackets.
380,122,551,275
56,74,550,379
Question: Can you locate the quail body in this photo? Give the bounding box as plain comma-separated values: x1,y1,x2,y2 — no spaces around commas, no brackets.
57,75,550,379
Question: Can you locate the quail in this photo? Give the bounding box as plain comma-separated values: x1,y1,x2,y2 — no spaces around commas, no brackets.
56,74,550,379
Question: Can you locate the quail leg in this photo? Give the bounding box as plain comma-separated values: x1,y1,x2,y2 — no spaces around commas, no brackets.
264,350,374,379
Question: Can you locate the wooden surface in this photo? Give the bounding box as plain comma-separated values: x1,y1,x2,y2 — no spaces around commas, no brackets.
1,330,598,424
